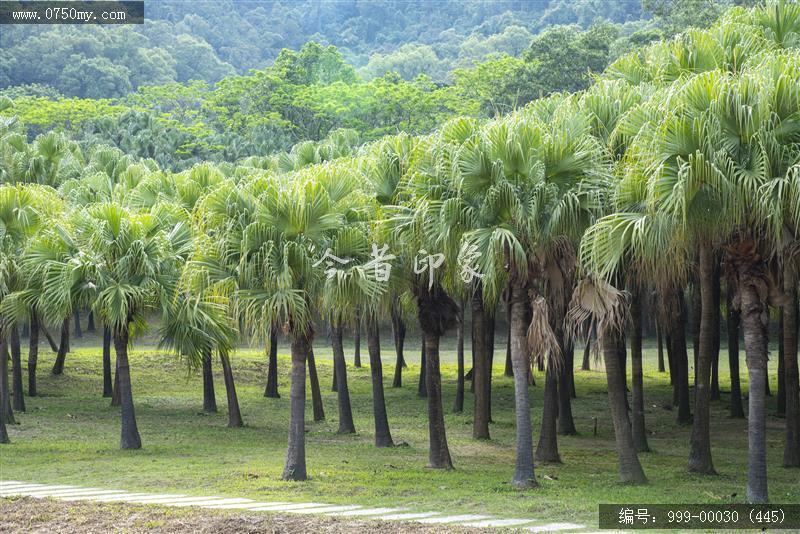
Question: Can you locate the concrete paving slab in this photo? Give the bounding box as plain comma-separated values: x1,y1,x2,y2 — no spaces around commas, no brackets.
54,491,135,501
0,484,49,491
526,523,586,532
200,502,283,510
281,505,362,514
249,503,328,511
164,498,253,508
464,518,537,528
326,507,407,517
123,496,220,505
64,493,152,502
5,488,104,497
0,485,74,495
23,489,120,498
416,514,491,524
379,512,441,521
94,494,186,503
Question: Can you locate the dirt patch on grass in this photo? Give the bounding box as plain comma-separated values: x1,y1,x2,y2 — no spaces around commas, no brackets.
0,497,487,533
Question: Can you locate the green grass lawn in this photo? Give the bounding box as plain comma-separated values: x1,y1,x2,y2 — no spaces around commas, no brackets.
2,329,798,528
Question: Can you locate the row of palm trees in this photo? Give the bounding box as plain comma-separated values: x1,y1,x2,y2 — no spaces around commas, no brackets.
0,0,799,505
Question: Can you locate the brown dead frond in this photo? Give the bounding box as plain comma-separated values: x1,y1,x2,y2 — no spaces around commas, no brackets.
527,295,562,372
566,277,629,357
542,237,577,319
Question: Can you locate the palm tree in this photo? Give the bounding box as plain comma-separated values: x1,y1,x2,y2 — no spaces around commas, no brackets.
33,203,184,449
315,162,375,435
385,135,464,470
363,135,417,390
231,176,341,481
320,226,368,435
456,99,609,484
583,43,800,499
568,278,647,484
0,185,62,414
160,290,241,427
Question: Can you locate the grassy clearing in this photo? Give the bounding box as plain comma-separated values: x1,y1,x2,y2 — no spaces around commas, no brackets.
1,329,798,528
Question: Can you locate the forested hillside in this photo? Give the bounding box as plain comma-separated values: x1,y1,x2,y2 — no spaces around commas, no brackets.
1,0,740,98
0,1,750,171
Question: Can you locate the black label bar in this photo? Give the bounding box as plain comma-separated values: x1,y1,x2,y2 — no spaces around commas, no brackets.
599,504,800,529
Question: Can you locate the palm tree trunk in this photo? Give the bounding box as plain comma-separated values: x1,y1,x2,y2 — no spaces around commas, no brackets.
630,290,649,453
766,362,772,397
353,314,361,368
220,352,243,428
417,340,427,398
28,312,39,397
657,321,665,373
618,336,629,411
0,369,7,443
692,283,701,385
558,337,577,434
367,315,393,447
603,329,647,484
778,312,785,416
505,297,514,376
509,279,536,488
0,335,8,444
505,330,514,376
783,263,799,467
264,327,280,398
666,331,674,386
332,324,355,434
102,327,112,398
307,347,325,422
73,309,82,338
51,318,70,375
0,336,15,425
711,264,722,400
10,326,24,412
113,327,141,450
486,312,495,422
111,352,121,407
392,300,406,388
453,302,465,414
41,324,58,352
331,340,338,393
738,271,769,503
727,278,745,418
568,342,576,398
582,336,591,371
669,290,691,424
423,330,453,469
536,365,561,463
202,351,217,413
689,246,716,474
86,310,95,333
471,287,490,439
282,332,309,481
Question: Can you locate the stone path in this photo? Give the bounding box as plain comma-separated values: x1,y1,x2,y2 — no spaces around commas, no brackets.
0,480,588,532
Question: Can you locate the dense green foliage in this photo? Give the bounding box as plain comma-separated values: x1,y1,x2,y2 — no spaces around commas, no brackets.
0,0,652,97
0,1,753,170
